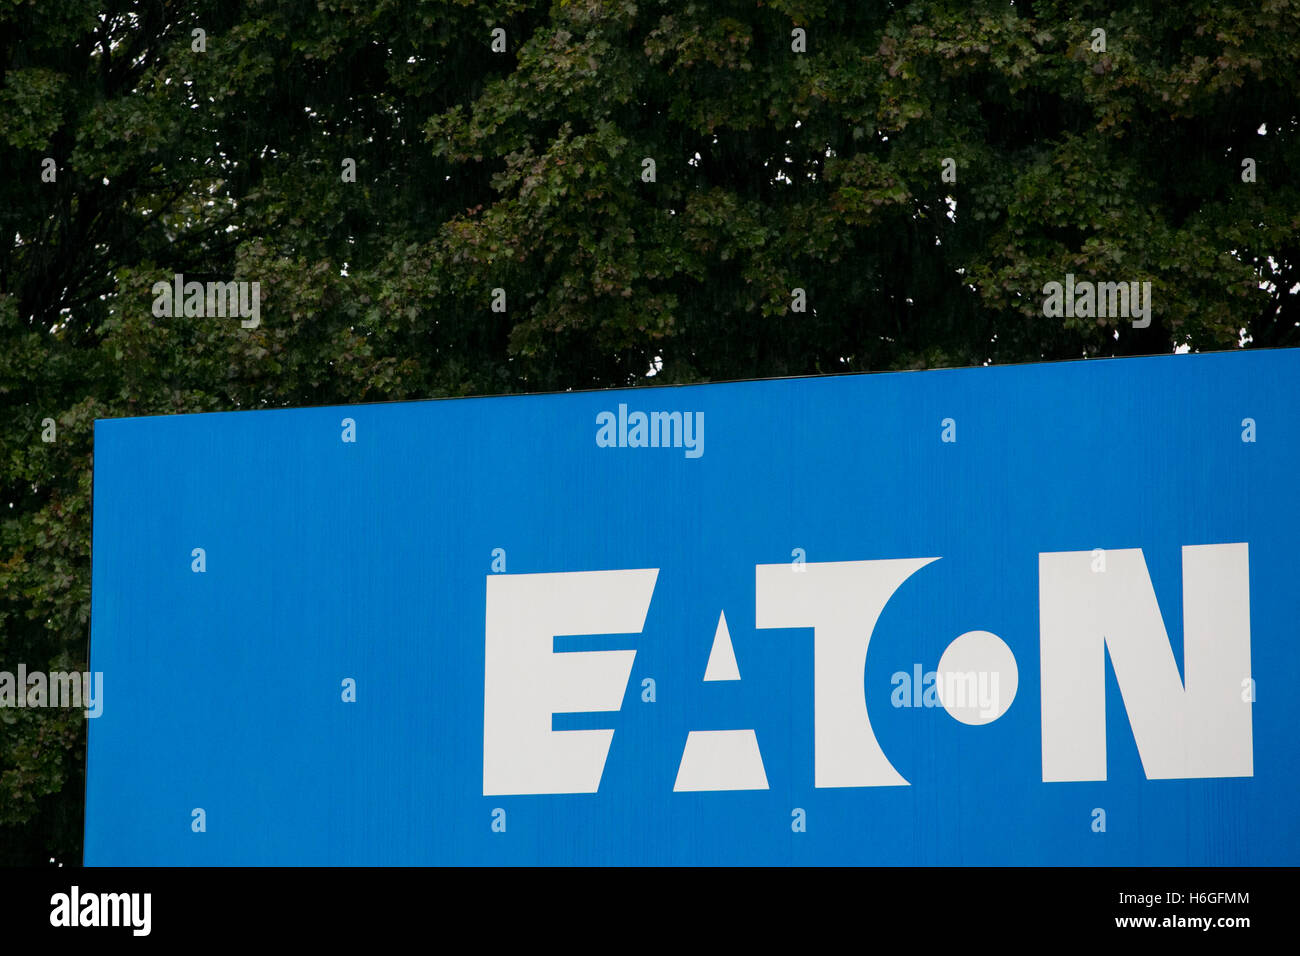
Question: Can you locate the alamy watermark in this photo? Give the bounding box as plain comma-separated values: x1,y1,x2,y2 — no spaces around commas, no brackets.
151,272,261,328
1042,274,1151,328
596,404,704,459
0,665,103,718
892,663,1003,721
50,886,150,936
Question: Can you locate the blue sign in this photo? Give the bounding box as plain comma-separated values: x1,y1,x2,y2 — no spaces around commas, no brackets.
86,349,1300,864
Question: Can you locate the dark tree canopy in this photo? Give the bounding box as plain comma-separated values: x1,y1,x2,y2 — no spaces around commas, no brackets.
1,0,1297,861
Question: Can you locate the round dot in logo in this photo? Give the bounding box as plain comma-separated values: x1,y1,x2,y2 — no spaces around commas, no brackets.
935,630,1018,725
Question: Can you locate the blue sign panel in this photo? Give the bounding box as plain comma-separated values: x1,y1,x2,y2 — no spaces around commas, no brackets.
85,349,1300,865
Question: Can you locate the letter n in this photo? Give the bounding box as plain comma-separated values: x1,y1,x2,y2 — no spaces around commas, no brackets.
1039,545,1252,782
